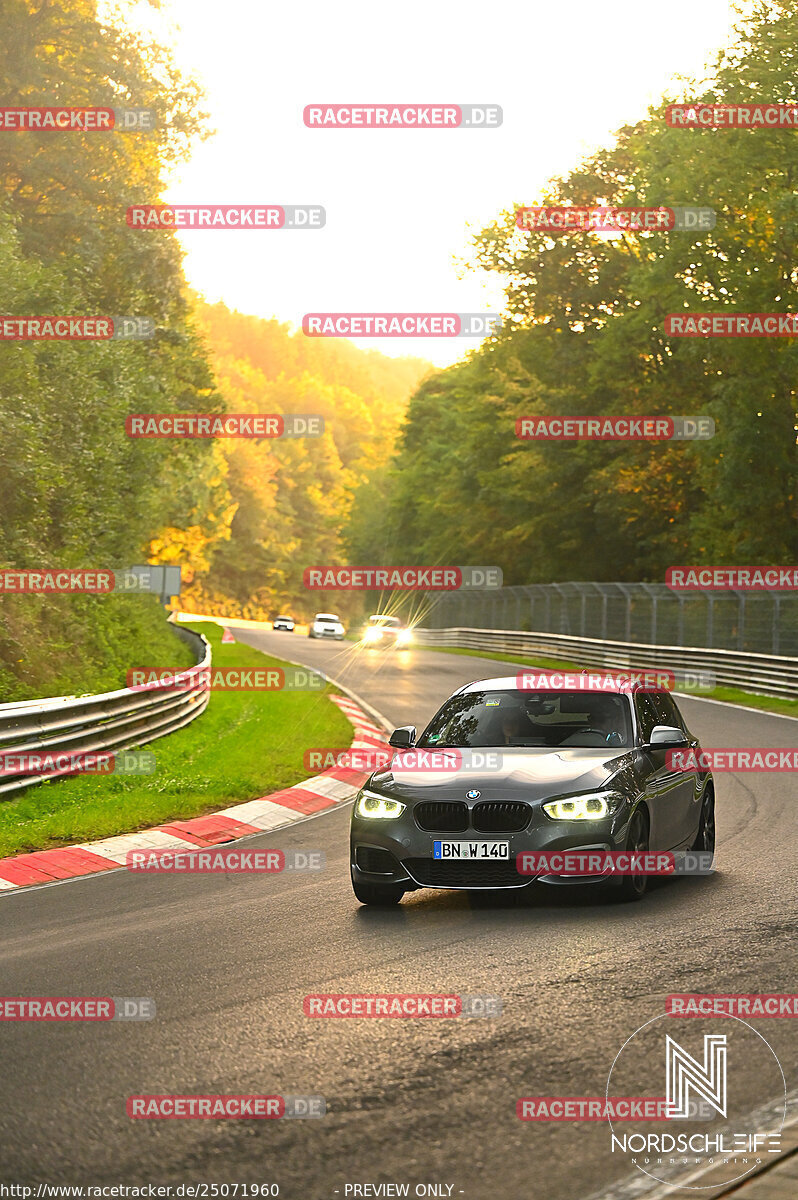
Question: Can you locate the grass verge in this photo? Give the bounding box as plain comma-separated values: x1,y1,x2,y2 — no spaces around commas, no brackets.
0,594,196,703
422,645,798,719
0,622,354,858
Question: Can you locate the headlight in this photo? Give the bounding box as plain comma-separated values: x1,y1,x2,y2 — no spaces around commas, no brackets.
542,792,623,820
355,790,406,819
364,626,383,643
396,629,412,646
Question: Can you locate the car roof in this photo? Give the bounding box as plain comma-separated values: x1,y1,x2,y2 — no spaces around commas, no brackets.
315,612,340,619
368,614,401,624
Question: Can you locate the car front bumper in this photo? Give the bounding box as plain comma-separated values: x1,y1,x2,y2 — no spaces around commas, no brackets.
350,807,631,891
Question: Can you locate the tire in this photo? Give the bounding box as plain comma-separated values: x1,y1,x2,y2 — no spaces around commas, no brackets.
691,789,715,865
351,874,405,906
618,809,649,901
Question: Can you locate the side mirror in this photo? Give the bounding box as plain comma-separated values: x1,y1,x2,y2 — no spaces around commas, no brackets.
643,724,689,751
389,725,416,749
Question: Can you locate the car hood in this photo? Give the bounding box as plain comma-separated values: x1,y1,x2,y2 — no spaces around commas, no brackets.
368,747,637,803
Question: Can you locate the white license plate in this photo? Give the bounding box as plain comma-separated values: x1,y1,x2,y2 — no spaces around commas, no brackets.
433,840,510,860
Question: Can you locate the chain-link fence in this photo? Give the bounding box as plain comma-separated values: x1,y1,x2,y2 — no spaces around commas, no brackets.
422,582,798,657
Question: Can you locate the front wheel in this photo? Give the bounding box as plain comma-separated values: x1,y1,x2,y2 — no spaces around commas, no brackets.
351,873,405,906
618,809,649,901
691,790,715,864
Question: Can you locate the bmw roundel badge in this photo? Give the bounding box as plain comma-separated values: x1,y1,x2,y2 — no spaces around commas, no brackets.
466,789,481,800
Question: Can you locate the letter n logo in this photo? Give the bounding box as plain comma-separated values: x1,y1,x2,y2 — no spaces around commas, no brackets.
666,1034,727,1118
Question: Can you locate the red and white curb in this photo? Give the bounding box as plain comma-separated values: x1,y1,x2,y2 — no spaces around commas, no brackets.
0,696,389,892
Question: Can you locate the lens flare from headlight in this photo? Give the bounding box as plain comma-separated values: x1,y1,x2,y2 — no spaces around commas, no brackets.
396,629,412,646
355,791,406,819
364,626,383,644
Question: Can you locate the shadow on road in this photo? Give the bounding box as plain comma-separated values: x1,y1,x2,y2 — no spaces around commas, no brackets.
351,871,723,929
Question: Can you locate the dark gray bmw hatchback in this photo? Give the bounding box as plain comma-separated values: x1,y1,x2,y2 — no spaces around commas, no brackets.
350,676,715,905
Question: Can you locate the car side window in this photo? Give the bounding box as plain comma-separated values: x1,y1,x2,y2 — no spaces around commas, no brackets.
654,691,686,732
634,693,659,741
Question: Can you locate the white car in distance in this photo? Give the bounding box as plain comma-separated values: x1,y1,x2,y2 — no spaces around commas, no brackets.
309,612,345,640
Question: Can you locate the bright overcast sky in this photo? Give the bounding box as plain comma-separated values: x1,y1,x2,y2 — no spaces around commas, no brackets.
129,0,744,367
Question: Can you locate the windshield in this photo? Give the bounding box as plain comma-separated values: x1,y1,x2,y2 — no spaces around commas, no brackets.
368,616,400,627
417,689,633,749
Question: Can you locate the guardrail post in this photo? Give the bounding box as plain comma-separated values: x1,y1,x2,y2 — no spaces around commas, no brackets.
677,595,685,646
615,583,633,643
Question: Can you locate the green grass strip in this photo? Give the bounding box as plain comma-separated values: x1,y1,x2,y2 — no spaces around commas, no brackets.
422,645,798,719
0,622,354,858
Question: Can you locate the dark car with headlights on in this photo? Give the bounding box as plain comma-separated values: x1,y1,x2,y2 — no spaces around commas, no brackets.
350,676,715,905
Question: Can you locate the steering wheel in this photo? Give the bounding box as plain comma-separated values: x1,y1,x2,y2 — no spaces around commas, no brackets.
579,728,622,745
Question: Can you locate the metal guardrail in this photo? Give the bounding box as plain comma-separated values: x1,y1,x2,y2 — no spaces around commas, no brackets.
0,627,211,799
413,627,798,700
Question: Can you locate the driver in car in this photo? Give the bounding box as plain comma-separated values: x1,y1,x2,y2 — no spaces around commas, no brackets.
592,702,625,746
500,707,528,744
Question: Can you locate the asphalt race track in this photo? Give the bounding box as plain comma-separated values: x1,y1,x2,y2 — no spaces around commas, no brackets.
1,631,797,1199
